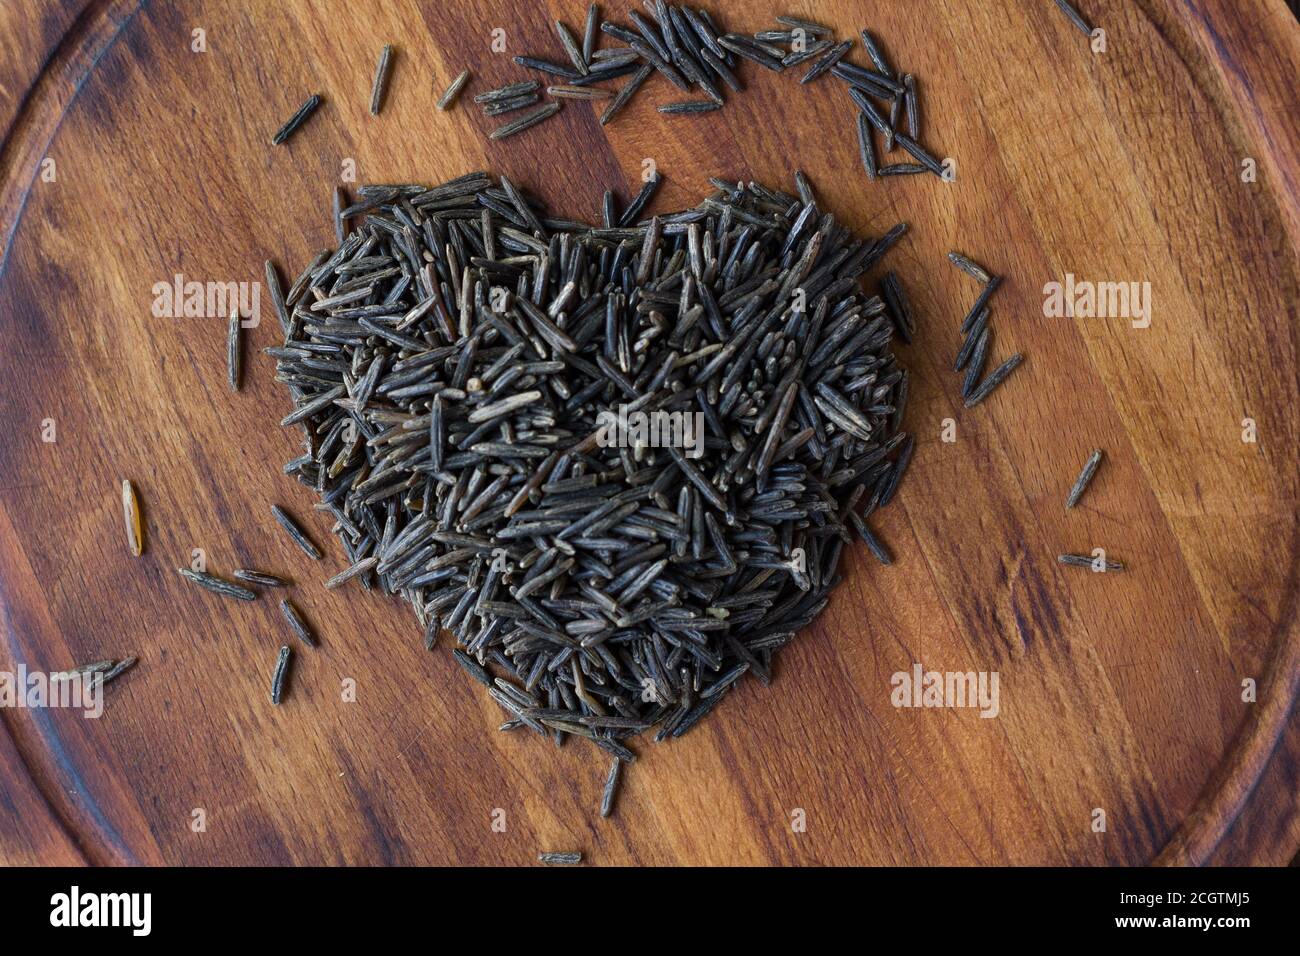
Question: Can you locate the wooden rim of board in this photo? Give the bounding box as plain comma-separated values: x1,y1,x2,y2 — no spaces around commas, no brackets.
1123,0,1300,865
0,0,1296,865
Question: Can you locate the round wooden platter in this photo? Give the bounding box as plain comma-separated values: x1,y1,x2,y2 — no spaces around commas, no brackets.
0,0,1297,867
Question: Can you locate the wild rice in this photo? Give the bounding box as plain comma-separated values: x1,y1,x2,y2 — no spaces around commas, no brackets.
122,479,143,557
600,64,653,125
489,102,563,140
963,354,1024,408
547,84,612,100
270,645,293,703
1052,0,1095,38
600,757,622,817
800,39,853,84
227,307,241,391
177,568,257,601
1058,553,1124,572
947,252,991,284
272,505,322,560
370,45,395,116
233,569,290,587
556,21,590,76
271,94,321,146
279,599,318,647
582,4,601,64
1065,449,1104,509
538,851,583,865
436,69,472,111
272,172,915,801
658,100,721,114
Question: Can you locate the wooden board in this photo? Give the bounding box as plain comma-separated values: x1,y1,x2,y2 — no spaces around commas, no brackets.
1,0,1298,866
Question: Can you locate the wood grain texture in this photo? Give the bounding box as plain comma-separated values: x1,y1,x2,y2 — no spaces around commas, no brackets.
0,0,1297,866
